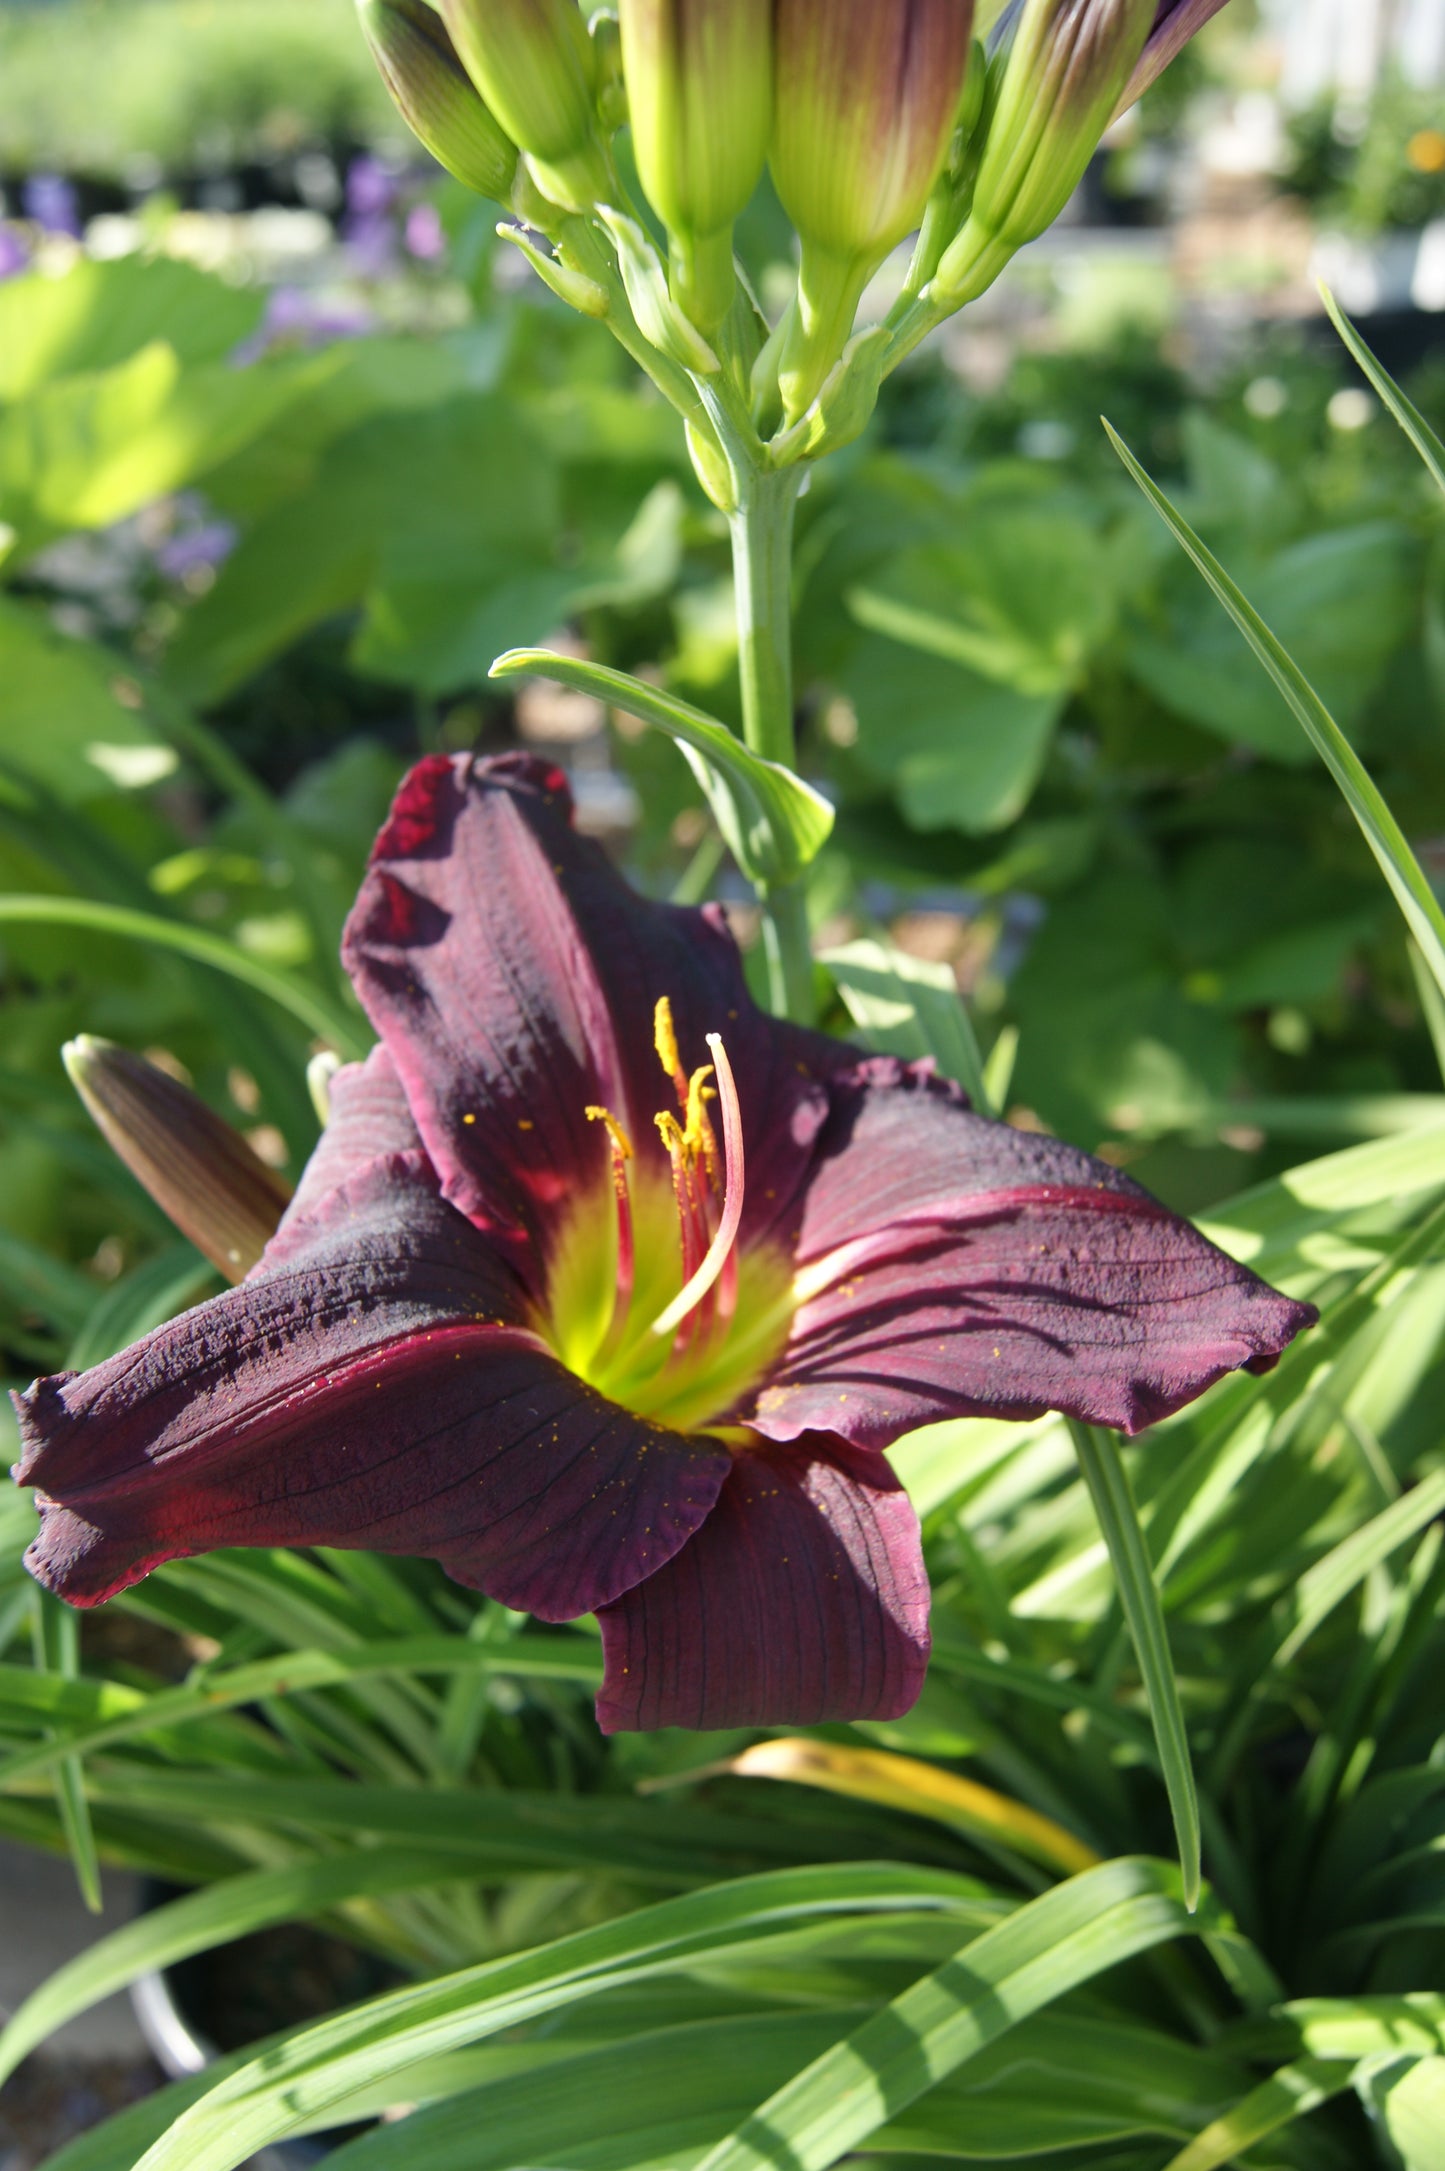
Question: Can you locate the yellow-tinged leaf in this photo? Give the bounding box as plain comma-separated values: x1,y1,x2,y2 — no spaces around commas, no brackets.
727,1738,1099,1876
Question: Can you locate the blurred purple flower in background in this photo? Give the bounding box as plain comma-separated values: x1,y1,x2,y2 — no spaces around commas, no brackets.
405,200,447,261
232,284,377,364
344,152,402,274
0,225,30,280
22,173,81,238
153,518,240,584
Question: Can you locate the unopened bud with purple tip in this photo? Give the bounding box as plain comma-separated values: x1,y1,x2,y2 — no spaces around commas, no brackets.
357,0,518,204
440,0,613,213
63,1037,291,1284
619,0,773,334
933,0,1155,308
1114,0,1231,117
770,0,974,424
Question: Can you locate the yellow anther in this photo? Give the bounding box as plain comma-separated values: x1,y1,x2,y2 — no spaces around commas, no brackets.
653,996,681,1083
683,1064,719,1180
654,1109,688,1158
586,1106,634,1160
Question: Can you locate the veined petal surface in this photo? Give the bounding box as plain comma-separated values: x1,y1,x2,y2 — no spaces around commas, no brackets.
596,1432,929,1732
748,1061,1316,1446
16,1153,729,1618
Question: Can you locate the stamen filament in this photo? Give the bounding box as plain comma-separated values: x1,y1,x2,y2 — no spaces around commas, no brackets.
649,1033,745,1341
586,1106,636,1366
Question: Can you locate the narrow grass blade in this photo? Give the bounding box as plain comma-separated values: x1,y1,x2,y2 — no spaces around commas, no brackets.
0,1633,602,1787
1105,423,1445,1000
1319,286,1445,494
1161,2055,1356,2171
1068,1420,1201,1910
0,895,367,1053
1409,943,1445,1087
30,1590,102,1914
490,649,833,884
693,1858,1207,2171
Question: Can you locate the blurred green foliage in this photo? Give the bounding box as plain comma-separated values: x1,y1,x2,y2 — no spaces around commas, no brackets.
0,0,392,177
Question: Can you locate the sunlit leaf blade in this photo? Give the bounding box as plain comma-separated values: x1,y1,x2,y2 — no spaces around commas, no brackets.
489,648,834,884
1319,285,1445,496
693,1858,1209,2171
819,937,992,1110
127,1865,988,2171
1068,1421,1201,1910
0,895,368,1053
1104,423,1445,1001
1160,2054,1356,2171
30,1589,102,1914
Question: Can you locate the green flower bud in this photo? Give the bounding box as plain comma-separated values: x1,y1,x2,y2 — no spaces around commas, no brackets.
771,0,973,260
770,0,974,423
440,0,613,212
357,0,518,202
934,0,1154,305
619,0,773,332
63,1037,290,1284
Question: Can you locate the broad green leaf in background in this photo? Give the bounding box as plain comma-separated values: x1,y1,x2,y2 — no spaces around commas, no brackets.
838,631,1066,836
490,649,834,884
0,598,180,803
0,255,263,402
1124,520,1415,764
1107,423,1445,1001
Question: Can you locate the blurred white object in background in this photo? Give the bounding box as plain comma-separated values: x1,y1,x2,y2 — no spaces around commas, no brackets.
1268,0,1445,106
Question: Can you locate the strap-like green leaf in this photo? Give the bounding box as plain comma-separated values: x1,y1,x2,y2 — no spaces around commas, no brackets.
0,894,367,1053
127,1864,989,2171
489,649,833,884
1105,423,1445,1001
0,1634,602,1787
1319,286,1445,496
1068,1422,1201,1910
1160,2054,1356,2171
693,1858,1209,2171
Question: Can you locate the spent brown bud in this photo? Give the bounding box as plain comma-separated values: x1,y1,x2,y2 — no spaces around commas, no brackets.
63,1037,291,1284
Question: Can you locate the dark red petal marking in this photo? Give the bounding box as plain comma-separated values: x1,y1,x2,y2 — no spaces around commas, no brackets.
594,1432,930,1733
14,1157,729,1618
746,1061,1316,1446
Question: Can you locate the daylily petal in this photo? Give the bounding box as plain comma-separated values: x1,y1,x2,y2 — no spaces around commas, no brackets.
341,753,842,1278
263,1041,419,1261
748,1061,1315,1445
595,1432,930,1733
15,1155,730,1616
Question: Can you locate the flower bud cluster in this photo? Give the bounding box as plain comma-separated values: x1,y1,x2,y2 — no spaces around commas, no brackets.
355,0,1232,461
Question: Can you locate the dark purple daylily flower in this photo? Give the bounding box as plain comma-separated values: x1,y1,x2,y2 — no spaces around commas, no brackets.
13,755,1313,1732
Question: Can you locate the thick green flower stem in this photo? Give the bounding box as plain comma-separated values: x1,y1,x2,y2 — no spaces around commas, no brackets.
778,243,875,428
728,463,814,1025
